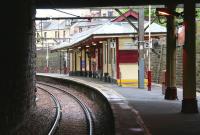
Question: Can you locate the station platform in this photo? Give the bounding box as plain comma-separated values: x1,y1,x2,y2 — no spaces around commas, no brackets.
37,73,200,135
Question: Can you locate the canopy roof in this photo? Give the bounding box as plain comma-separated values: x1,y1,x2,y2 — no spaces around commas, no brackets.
51,21,166,51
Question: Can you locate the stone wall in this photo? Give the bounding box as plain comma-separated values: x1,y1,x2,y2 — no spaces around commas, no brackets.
176,46,183,86
150,37,166,84
0,1,36,134
36,49,65,73
196,41,200,91
150,37,200,91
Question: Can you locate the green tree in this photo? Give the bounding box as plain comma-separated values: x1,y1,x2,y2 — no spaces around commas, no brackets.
118,7,200,26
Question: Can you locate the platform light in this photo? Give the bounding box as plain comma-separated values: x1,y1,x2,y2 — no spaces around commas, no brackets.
128,34,134,37
86,45,90,48
156,8,183,17
60,49,67,52
69,48,73,51
156,8,171,16
78,46,81,49
92,42,96,45
99,41,103,43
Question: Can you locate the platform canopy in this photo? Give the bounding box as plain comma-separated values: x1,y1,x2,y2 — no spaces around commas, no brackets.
50,21,166,52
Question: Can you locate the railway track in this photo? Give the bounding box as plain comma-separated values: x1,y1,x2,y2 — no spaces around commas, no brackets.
37,82,94,135
37,86,62,135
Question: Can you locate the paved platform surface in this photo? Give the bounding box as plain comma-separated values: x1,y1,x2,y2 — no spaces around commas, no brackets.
37,73,200,135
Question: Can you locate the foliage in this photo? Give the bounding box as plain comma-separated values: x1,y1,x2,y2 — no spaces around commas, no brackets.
118,8,129,14
196,21,200,50
118,7,200,27
118,7,166,26
196,8,200,19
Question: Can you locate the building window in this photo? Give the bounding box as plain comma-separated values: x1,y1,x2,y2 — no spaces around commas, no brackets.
79,27,82,32
44,32,47,41
37,32,40,38
65,20,71,26
55,31,60,38
58,31,60,38
36,33,40,43
108,11,113,17
63,31,65,38
55,31,58,38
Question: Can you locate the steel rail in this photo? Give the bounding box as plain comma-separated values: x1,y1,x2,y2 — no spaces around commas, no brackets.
37,86,62,135
37,82,94,135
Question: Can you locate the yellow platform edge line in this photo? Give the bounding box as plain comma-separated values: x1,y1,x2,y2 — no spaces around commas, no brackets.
117,79,148,87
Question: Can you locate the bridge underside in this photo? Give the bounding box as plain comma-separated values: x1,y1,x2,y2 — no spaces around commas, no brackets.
35,0,200,8
0,0,199,134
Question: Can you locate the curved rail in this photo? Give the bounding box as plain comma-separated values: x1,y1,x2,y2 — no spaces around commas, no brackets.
37,82,94,135
37,86,62,135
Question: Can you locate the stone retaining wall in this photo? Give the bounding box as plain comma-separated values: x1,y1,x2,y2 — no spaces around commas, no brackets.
36,49,65,73
150,37,200,91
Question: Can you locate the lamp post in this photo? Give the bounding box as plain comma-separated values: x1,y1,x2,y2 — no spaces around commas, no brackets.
147,5,152,91
138,7,145,89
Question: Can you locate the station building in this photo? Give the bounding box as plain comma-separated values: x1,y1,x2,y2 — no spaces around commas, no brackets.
51,10,166,87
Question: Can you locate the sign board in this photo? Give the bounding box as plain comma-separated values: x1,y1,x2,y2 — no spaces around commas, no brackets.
122,42,137,50
81,60,85,67
110,41,116,48
144,42,152,48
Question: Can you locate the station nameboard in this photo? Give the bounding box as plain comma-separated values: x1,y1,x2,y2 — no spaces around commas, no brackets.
121,42,137,50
